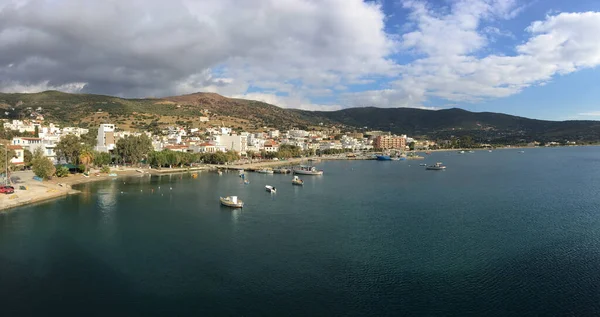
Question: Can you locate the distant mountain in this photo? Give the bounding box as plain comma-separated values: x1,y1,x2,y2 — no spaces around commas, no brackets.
296,107,600,143
1,91,599,143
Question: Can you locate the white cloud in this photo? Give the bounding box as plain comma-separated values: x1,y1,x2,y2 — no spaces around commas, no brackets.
346,1,600,109
0,0,396,105
0,80,87,93
577,111,600,117
232,92,342,111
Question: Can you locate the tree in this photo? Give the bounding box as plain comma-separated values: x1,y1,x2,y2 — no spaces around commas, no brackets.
409,141,416,151
34,125,39,138
100,165,111,174
93,151,112,166
56,134,83,164
148,151,167,168
32,148,55,180
0,145,17,180
78,148,94,172
115,134,153,165
81,128,98,147
24,149,33,167
164,150,181,168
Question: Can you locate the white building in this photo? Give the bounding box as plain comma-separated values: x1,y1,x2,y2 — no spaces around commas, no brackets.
11,137,58,163
268,130,280,138
95,124,116,152
216,134,248,153
62,127,89,137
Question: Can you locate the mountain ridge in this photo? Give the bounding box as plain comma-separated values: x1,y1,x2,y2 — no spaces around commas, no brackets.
0,91,599,143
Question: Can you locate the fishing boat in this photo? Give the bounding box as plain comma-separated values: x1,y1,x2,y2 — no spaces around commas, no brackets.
220,196,244,208
293,165,324,175
376,155,392,161
426,162,446,170
292,176,304,186
265,185,276,193
257,168,274,174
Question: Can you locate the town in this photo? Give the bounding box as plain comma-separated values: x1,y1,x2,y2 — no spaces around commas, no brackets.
1,118,435,169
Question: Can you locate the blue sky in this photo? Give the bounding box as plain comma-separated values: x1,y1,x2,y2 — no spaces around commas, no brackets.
1,0,600,120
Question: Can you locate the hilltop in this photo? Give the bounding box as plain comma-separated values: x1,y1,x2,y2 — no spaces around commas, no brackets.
1,90,600,143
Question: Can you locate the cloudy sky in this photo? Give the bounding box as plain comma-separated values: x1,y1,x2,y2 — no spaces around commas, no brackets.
1,0,600,119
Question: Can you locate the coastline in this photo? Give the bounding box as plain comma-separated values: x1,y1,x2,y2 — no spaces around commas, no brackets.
1,145,587,212
0,166,210,212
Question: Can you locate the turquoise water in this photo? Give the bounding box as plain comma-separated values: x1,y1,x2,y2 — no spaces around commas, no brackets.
2,147,600,316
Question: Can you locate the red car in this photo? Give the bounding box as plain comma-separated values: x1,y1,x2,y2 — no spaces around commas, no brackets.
0,186,15,194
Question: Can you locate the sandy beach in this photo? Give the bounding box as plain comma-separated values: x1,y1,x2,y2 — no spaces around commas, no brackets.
0,166,211,212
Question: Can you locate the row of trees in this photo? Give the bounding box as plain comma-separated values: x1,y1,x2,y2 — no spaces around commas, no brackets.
147,150,239,168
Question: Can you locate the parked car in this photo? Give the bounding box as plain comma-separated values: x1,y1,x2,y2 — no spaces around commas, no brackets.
0,185,15,194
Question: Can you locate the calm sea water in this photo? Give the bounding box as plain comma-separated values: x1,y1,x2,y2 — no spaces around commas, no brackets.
2,147,600,316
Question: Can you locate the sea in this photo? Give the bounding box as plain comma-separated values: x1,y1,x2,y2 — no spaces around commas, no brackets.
2,146,600,316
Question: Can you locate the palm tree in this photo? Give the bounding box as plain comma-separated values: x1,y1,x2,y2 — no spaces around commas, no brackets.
79,148,94,173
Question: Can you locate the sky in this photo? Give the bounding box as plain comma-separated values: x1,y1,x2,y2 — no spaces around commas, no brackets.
1,0,600,120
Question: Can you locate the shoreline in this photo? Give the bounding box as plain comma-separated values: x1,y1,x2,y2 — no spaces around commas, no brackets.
1,145,591,212
0,166,211,212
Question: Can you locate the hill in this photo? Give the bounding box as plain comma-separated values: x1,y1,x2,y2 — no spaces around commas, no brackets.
1,91,599,143
296,107,600,143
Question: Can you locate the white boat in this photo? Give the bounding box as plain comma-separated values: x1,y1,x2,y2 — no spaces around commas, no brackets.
293,165,323,175
426,162,446,170
468,150,475,153
220,196,244,208
458,151,465,154
292,176,304,186
488,150,492,152
257,168,274,174
218,170,223,175
244,180,250,185
239,170,245,177
419,163,427,166
518,150,525,153
265,185,276,193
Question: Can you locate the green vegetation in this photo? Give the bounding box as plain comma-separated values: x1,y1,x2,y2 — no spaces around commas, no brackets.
24,149,32,167
114,134,153,165
93,151,111,167
0,145,16,172
54,166,70,178
31,148,55,180
56,134,83,164
100,165,110,174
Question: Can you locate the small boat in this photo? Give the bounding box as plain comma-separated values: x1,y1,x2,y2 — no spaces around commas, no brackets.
458,151,465,154
108,173,117,177
136,169,144,173
244,180,250,185
239,170,245,177
191,173,198,178
292,176,304,186
488,150,492,153
265,185,276,193
376,155,392,161
426,162,446,170
257,168,274,174
293,165,323,175
217,170,223,175
468,150,475,153
518,150,525,153
426,151,432,155
419,163,427,166
220,196,244,208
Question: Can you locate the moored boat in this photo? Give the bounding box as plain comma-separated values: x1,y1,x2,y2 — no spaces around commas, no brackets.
257,168,274,174
426,162,446,170
220,196,244,208
293,165,323,175
292,176,304,186
265,185,277,193
376,155,392,161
